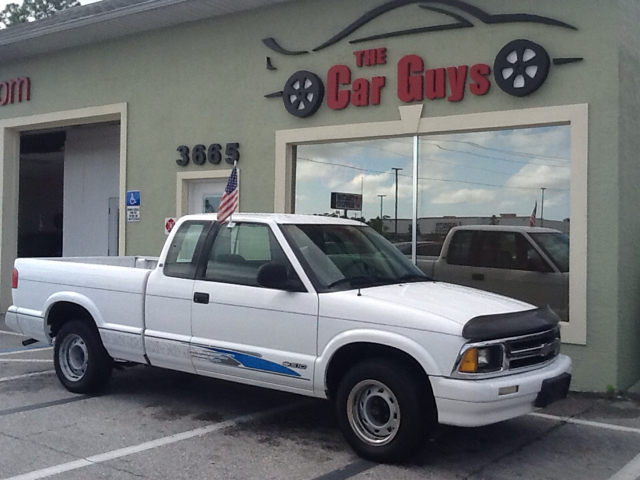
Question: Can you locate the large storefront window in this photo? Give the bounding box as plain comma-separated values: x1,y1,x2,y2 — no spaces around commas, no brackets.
294,125,571,322
417,126,571,321
417,126,570,234
295,138,413,239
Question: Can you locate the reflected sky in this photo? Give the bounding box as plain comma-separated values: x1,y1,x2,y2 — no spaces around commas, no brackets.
295,125,570,222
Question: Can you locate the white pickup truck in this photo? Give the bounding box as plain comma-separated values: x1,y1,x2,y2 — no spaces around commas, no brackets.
5,214,571,462
410,225,570,321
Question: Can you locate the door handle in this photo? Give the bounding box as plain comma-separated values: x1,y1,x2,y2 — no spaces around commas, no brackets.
193,292,210,304
471,273,485,281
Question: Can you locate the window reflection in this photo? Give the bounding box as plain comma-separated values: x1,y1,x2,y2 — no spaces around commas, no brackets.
293,125,571,321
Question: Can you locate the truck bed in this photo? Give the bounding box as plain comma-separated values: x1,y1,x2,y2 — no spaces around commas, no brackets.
42,256,159,269
10,256,157,359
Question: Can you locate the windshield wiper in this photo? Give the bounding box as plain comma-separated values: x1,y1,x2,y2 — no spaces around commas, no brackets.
396,274,431,283
326,275,393,290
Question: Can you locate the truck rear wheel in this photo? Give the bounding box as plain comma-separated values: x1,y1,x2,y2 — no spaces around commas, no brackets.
335,359,433,463
54,320,112,393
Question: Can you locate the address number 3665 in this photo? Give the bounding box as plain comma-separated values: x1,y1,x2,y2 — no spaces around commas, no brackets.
176,143,240,166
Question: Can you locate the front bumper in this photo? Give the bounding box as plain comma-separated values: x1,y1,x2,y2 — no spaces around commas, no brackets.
431,354,571,427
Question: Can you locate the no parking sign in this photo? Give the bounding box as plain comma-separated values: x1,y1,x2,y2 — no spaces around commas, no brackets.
165,218,176,235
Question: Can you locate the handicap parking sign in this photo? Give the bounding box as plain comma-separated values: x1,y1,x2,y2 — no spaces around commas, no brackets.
127,190,141,206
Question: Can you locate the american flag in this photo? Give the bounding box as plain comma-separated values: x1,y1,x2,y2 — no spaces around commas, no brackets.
529,201,537,227
217,164,238,223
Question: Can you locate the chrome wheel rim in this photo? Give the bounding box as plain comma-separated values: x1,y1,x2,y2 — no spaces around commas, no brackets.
59,334,88,381
347,380,400,446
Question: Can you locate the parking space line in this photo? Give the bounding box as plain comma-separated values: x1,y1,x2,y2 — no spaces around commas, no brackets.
530,412,640,434
0,395,93,417
0,370,55,384
311,460,377,480
0,330,24,337
608,451,640,480
0,346,52,356
0,359,52,363
2,401,308,480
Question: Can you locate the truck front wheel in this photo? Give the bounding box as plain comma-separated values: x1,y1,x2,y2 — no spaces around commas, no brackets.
54,320,112,393
335,359,433,463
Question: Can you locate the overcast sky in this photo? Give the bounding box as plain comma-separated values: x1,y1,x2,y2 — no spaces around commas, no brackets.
296,126,571,222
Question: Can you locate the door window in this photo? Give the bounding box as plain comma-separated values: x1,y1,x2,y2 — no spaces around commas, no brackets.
163,221,208,279
447,230,474,265
447,230,552,272
203,223,299,288
188,179,226,214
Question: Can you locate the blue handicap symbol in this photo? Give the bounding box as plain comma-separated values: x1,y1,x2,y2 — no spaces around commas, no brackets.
127,190,141,206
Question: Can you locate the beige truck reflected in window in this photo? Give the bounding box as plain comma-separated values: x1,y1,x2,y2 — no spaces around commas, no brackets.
412,226,569,321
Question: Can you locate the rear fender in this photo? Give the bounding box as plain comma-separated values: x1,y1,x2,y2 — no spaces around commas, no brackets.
43,292,104,338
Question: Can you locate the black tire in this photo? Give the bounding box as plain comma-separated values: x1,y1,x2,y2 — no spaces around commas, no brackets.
494,39,550,97
282,70,325,118
335,359,435,463
54,320,113,393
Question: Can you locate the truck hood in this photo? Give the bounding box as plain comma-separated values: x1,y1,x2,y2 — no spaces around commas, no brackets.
360,281,534,326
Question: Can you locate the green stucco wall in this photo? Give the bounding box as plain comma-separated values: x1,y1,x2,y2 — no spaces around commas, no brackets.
616,0,640,391
0,0,631,390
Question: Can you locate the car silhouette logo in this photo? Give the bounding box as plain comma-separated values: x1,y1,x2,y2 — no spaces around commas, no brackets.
263,0,583,117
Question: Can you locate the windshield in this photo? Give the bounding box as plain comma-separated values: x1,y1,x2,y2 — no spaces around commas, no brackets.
281,223,428,292
529,232,570,273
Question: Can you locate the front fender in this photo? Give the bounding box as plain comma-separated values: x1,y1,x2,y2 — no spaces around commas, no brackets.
314,329,444,396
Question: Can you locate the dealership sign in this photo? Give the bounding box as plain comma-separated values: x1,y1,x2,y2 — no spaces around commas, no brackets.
325,47,493,111
262,0,582,118
0,77,30,106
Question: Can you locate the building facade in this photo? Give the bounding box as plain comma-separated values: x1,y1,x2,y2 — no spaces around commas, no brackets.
0,0,638,391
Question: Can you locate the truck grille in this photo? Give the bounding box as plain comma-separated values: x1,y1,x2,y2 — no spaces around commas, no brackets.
505,327,561,370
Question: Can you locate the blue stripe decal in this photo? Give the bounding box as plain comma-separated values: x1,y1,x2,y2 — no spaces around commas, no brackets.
200,346,301,377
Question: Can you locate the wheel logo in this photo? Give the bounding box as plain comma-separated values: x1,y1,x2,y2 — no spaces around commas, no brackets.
283,70,325,118
494,39,550,97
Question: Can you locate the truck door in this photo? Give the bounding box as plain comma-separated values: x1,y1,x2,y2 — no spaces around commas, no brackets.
438,230,565,318
144,220,211,373
190,221,318,392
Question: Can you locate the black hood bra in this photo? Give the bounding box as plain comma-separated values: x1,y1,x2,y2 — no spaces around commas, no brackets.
462,306,561,342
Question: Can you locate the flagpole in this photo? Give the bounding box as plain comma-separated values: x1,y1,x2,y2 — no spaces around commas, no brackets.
540,187,546,228
228,160,238,227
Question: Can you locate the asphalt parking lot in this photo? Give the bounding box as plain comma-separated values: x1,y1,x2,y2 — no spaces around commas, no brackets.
2,322,640,480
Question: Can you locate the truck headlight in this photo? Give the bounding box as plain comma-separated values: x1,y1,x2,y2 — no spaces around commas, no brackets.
458,345,504,374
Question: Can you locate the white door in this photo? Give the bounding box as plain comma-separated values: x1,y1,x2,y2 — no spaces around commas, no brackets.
145,220,211,373
188,180,225,214
190,222,318,392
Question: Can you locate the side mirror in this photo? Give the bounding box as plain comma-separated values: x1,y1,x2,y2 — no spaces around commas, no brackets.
257,262,291,290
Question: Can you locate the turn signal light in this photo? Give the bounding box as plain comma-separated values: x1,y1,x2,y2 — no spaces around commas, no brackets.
12,268,18,289
459,348,478,373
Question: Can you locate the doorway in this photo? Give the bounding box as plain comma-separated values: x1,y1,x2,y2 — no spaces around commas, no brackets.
17,122,121,258
18,131,65,257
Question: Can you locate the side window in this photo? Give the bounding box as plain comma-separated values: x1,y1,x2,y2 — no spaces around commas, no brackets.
476,232,517,270
164,222,208,279
494,232,516,269
516,234,554,272
416,242,442,257
204,223,299,288
447,231,474,265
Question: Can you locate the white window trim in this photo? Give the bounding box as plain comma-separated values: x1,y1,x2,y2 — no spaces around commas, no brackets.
176,169,239,217
274,104,588,345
